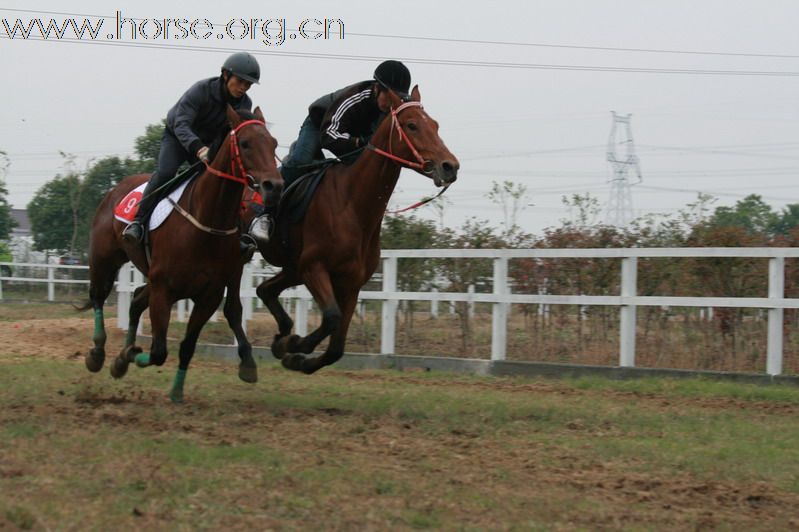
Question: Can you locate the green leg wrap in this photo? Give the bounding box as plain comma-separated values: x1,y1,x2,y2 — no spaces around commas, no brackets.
92,308,106,346
170,368,187,403
134,352,151,367
125,327,137,348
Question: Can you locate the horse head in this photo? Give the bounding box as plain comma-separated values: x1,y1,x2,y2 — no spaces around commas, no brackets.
379,86,459,187
224,105,284,208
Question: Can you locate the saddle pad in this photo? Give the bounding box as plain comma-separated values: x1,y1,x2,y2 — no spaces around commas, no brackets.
114,179,192,231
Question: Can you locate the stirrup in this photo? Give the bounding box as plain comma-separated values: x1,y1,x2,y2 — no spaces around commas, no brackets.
122,221,143,244
248,215,272,245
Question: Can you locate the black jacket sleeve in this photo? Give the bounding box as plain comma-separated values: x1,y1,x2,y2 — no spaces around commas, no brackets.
319,86,373,157
168,80,207,156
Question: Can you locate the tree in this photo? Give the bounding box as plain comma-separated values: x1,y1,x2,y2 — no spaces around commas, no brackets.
0,151,17,240
28,156,142,255
134,121,165,172
708,194,777,236
488,179,528,236
28,174,81,253
770,204,799,236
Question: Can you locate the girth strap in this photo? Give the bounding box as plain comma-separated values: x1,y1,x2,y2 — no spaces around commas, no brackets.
168,198,238,236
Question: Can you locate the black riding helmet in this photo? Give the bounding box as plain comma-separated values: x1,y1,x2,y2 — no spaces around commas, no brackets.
374,60,411,100
222,52,260,84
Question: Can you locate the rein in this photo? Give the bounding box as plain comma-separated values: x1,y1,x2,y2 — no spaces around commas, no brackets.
202,119,266,187
368,101,450,214
175,118,266,236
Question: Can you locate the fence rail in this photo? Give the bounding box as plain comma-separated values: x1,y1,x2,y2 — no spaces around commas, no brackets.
3,248,797,376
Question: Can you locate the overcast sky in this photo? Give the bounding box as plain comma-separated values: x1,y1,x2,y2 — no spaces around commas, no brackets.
1,0,797,234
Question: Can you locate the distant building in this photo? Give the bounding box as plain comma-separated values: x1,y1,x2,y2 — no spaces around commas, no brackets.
8,209,47,264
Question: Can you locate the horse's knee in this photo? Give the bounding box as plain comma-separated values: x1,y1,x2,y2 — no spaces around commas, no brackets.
322,307,342,333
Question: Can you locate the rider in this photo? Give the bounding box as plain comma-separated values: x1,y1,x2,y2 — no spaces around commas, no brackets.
122,52,263,257
278,59,411,183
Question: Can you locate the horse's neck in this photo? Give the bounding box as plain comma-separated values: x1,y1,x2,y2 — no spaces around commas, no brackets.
191,150,242,229
336,124,408,229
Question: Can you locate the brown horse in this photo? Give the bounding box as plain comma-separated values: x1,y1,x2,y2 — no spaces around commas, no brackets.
254,86,458,374
84,106,282,402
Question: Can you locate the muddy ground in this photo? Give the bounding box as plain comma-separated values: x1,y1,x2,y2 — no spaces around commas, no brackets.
2,316,799,530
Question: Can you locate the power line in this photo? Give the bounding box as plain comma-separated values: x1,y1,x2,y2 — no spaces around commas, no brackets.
3,7,799,60
4,34,799,77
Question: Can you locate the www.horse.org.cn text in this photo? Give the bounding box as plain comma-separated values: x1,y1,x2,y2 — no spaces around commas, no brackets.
1,11,346,46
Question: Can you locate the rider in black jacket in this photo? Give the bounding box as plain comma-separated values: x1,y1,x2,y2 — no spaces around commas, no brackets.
278,60,411,183
122,52,261,256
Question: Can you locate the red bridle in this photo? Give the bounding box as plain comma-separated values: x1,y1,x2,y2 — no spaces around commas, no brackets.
369,101,451,214
368,101,432,174
202,119,266,187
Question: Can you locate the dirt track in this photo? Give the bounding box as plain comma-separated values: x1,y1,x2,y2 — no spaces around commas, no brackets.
2,317,799,529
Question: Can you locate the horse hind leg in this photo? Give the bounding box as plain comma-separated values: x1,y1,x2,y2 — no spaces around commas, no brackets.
110,284,148,379
85,261,122,373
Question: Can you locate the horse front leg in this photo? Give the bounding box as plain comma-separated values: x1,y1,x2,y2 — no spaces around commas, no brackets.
298,288,358,374
279,264,342,374
111,284,149,379
169,290,224,403
224,272,257,384
134,287,171,371
255,270,300,359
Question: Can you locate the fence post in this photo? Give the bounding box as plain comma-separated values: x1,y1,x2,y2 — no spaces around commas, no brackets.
619,256,637,367
116,263,131,330
242,263,254,331
47,265,55,301
491,256,509,361
767,256,785,376
295,287,310,336
430,288,438,318
467,284,475,319
381,256,398,355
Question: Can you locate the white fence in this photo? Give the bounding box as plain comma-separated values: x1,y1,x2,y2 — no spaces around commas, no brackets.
0,262,89,301
114,248,799,376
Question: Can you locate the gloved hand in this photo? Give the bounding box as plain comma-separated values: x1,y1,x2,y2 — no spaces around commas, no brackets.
197,146,210,162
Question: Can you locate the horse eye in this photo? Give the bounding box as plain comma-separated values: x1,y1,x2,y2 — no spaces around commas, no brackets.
406,122,418,132
240,140,250,149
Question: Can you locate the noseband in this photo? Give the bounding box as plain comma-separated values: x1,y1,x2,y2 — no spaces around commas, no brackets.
367,101,433,174
202,119,266,188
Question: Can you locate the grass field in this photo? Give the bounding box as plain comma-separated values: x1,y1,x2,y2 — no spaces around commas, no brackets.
2,349,799,529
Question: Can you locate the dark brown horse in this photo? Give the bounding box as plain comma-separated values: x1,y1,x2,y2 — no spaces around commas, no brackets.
84,106,282,402
254,86,458,374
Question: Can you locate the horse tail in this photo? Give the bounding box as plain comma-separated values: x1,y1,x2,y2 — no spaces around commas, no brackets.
73,299,93,312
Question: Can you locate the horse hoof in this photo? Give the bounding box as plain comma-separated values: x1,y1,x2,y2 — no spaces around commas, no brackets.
110,356,129,379
85,347,105,373
122,345,143,362
239,364,258,383
281,353,306,372
169,391,184,404
135,352,151,368
272,334,300,360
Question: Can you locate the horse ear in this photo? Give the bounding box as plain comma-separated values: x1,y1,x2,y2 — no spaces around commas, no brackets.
253,106,266,123
410,85,421,102
226,104,241,128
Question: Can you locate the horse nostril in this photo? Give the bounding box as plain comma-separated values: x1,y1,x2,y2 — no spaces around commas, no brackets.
262,180,275,193
441,160,459,178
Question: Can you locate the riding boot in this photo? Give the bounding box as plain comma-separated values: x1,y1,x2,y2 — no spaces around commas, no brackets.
122,174,165,244
248,213,274,245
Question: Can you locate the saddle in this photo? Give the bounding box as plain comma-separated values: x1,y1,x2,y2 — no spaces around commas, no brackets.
273,162,335,244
